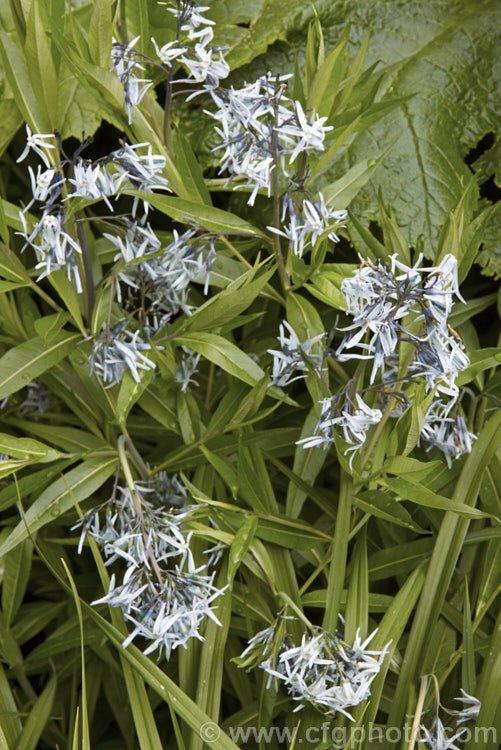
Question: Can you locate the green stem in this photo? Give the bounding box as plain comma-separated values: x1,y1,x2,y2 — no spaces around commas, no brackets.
118,434,150,481
277,591,311,630
271,87,290,293
360,346,415,471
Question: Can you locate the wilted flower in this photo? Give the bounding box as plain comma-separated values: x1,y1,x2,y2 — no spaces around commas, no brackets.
18,381,51,418
111,36,153,123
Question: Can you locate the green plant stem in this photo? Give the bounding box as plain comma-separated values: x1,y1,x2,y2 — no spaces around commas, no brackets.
271,88,290,293
360,346,415,471
118,434,150,482
277,591,311,630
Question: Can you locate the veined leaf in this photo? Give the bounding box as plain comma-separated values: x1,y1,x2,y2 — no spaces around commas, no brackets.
25,1,58,128
14,674,57,750
0,433,62,462
353,489,429,534
0,457,118,556
88,0,113,67
0,29,50,134
126,191,261,236
0,332,80,401
1,539,33,628
174,332,266,386
380,476,497,521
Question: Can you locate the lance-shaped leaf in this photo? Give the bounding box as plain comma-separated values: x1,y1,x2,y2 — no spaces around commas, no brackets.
0,332,80,401
0,457,118,556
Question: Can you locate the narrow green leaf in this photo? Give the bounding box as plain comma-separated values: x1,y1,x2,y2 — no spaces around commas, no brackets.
462,581,475,695
286,409,328,518
348,208,389,263
116,368,154,424
190,564,232,750
0,332,81,401
0,457,117,556
0,662,22,747
25,1,58,127
88,0,113,67
171,130,212,206
380,476,496,520
388,408,501,727
200,446,239,499
124,0,149,52
174,332,266,387
228,515,258,585
61,560,90,750
184,266,274,333
354,565,427,736
1,539,33,628
353,490,429,534
322,152,388,210
323,471,352,632
15,674,57,750
47,269,85,334
344,527,368,642
368,538,434,581
0,433,62,462
308,25,350,113
0,29,50,133
476,539,501,617
33,312,71,344
456,348,501,386
127,191,261,236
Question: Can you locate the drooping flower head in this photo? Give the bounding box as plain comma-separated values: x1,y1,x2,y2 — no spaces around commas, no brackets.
239,616,390,720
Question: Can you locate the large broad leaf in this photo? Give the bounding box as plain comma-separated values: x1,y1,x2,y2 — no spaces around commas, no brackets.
334,0,500,254
211,0,308,70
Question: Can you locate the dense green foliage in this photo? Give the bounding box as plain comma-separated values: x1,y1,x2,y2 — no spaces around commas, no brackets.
0,1,500,749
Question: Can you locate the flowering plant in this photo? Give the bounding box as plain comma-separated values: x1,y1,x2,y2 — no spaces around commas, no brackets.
0,1,499,748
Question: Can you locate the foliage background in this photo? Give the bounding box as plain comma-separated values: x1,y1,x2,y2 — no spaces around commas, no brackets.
0,0,500,749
